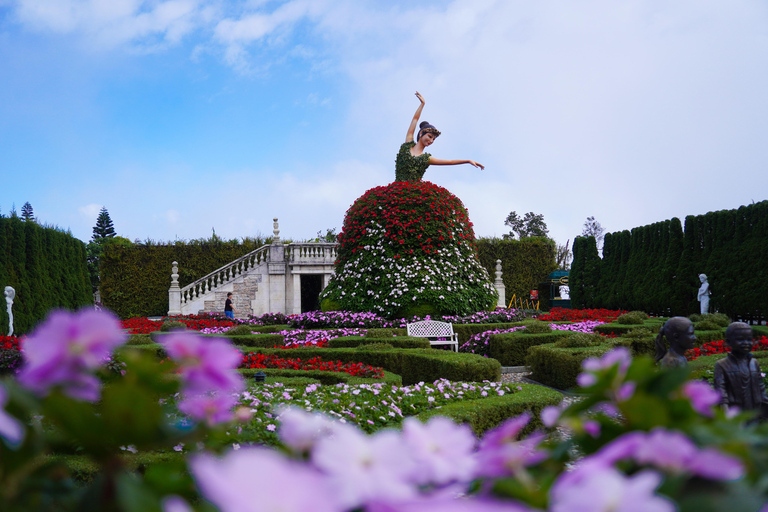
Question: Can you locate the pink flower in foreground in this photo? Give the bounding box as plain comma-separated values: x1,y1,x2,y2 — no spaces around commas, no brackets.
475,413,547,478
0,384,24,445
551,465,674,512
681,380,720,417
401,416,476,486
312,422,418,509
191,448,342,512
277,407,338,453
178,392,241,426
368,496,535,512
18,309,126,401
161,332,244,395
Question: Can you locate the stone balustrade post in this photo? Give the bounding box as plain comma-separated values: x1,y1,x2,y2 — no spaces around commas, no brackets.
494,259,506,308
168,261,182,316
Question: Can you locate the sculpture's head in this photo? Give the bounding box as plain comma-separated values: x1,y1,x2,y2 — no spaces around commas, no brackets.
699,273,707,283
417,121,441,146
3,286,14,300
725,322,754,357
662,316,696,353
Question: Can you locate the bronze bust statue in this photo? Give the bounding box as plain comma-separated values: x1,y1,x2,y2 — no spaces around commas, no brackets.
714,322,768,421
654,316,696,369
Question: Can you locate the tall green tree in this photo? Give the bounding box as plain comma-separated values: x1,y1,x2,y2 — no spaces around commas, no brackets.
21,202,35,222
93,207,116,240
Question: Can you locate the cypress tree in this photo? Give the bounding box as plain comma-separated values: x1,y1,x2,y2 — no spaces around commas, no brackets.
570,237,586,308
664,218,684,315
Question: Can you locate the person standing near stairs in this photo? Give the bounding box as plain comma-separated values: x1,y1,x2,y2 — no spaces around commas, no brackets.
225,292,237,319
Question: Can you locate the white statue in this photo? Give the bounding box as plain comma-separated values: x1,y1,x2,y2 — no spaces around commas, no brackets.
559,285,570,300
4,286,15,336
697,274,710,315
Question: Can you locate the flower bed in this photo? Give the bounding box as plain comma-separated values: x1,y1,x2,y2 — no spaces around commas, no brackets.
0,335,21,351
687,335,768,360
240,353,384,379
461,320,607,357
537,307,626,323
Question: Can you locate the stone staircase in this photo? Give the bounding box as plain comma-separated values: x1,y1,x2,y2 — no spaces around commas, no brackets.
200,276,260,319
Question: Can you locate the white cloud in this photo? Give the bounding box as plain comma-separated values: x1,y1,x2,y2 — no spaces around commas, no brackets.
77,202,102,221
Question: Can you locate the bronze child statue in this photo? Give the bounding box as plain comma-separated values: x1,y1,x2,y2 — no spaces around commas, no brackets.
654,316,696,369
714,322,768,421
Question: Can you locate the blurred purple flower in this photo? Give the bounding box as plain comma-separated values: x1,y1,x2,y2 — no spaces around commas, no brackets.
594,428,744,481
161,332,244,395
475,413,547,478
0,384,24,446
401,416,476,486
161,495,192,512
178,392,240,426
540,405,561,427
277,407,336,453
551,465,674,512
681,380,720,417
616,382,636,402
191,447,342,512
582,347,632,373
18,309,126,401
368,496,535,512
312,423,418,509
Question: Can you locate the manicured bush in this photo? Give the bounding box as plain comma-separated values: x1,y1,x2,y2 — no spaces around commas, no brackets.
554,332,604,348
694,319,722,331
0,348,23,375
250,324,290,333
488,331,569,366
356,343,394,351
224,324,263,336
328,336,430,349
238,367,402,386
365,328,406,338
527,343,615,391
692,329,726,344
239,347,501,385
126,334,153,346
614,311,647,325
521,320,552,334
452,322,526,344
416,383,562,436
159,320,186,332
593,320,663,336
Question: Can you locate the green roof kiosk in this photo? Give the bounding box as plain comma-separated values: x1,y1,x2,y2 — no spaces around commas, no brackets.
548,270,571,309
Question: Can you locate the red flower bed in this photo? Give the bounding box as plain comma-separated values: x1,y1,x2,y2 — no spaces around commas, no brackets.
122,314,239,334
687,336,768,360
537,308,627,323
1,335,21,351
240,352,384,379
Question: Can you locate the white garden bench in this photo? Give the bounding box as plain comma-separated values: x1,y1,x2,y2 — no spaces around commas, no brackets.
406,320,459,352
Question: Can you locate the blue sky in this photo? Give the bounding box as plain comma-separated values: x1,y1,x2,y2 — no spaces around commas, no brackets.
2,0,768,251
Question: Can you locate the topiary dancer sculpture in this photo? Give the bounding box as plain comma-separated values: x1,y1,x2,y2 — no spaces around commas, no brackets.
320,92,497,319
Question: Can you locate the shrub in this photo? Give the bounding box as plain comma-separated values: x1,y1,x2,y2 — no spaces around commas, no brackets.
527,343,614,390
614,311,647,325
224,324,262,336
365,328,406,338
356,343,394,351
522,320,552,334
329,336,430,349
624,327,654,339
159,320,186,332
416,383,562,436
488,331,569,366
126,334,153,345
554,332,604,348
695,319,722,331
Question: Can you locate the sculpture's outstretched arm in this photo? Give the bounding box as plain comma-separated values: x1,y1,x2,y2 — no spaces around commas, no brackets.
406,92,425,142
428,157,485,170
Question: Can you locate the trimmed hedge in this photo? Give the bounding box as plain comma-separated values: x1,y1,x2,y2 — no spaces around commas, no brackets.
242,347,501,385
688,350,768,381
594,321,663,336
416,383,562,436
126,334,154,346
488,331,570,366
149,331,285,348
239,367,402,386
527,343,615,391
365,328,407,338
329,336,430,349
453,322,526,344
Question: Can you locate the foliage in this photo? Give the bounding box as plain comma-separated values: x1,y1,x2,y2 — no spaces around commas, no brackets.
581,215,605,246
475,237,557,304
100,236,271,318
92,207,116,240
320,181,497,318
615,311,648,324
159,320,187,332
554,332,604,348
20,202,34,222
522,320,553,334
0,216,92,334
571,201,768,318
503,210,549,239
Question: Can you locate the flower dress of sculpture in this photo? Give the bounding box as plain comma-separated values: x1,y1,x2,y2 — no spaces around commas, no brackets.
320,93,498,319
